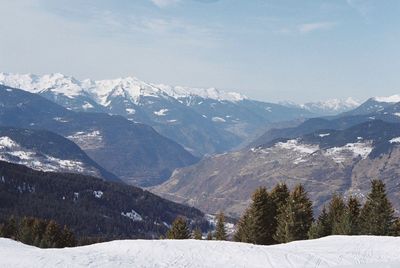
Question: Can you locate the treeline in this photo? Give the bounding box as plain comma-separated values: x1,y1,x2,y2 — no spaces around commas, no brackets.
165,213,227,241
233,179,400,245
0,160,206,240
0,216,76,248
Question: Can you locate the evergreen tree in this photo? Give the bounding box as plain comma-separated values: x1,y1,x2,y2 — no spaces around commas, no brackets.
335,196,361,235
270,183,290,210
250,187,276,245
308,207,331,239
274,184,313,243
233,208,253,243
215,212,227,241
59,225,76,247
32,218,47,247
391,218,400,236
206,231,213,240
18,217,35,245
166,216,190,239
192,227,202,240
328,194,346,235
0,216,18,239
43,220,61,248
359,180,395,235
270,183,290,240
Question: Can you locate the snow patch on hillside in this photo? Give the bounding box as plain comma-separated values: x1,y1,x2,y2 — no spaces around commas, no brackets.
93,190,103,198
2,236,400,268
121,210,143,222
276,139,319,154
212,117,226,123
324,142,373,163
0,136,90,174
154,108,169,116
389,137,400,144
0,137,18,149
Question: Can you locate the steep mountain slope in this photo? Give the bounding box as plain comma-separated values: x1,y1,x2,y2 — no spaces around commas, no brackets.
0,73,314,156
0,127,118,181
152,120,400,218
2,236,400,268
0,161,207,239
0,85,197,186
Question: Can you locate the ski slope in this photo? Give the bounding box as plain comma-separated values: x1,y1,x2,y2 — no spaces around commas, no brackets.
1,236,400,268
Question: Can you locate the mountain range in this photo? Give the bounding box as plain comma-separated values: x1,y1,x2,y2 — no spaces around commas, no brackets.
0,73,349,156
0,85,197,186
152,114,400,218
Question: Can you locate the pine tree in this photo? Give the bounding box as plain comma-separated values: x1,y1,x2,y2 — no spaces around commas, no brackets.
206,231,213,240
192,227,202,240
0,216,18,239
270,183,290,241
359,180,395,235
308,207,331,239
391,218,400,236
274,184,313,243
233,208,254,243
328,194,346,235
250,187,276,245
32,218,47,247
43,220,61,248
18,217,35,245
166,216,190,239
335,196,361,235
59,225,76,247
215,212,227,241
270,183,290,210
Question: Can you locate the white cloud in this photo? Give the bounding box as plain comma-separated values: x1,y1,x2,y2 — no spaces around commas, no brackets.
298,22,336,34
150,0,181,8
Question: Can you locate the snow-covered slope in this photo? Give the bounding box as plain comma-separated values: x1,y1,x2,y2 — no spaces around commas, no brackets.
0,127,119,181
1,236,400,268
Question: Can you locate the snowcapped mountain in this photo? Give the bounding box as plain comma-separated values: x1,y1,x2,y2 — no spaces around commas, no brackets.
280,98,360,116
341,95,400,116
0,72,313,156
373,94,400,103
0,85,198,186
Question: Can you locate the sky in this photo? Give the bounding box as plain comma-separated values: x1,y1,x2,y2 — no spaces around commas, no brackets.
0,0,399,103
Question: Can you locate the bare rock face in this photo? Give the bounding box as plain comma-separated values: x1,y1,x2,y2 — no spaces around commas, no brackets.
152,121,400,218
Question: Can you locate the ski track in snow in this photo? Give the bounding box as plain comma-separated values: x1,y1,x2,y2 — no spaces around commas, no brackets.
1,236,400,268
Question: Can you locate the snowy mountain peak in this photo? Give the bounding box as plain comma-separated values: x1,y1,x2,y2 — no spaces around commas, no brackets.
0,72,84,98
155,84,247,102
0,72,247,103
373,94,400,103
303,97,360,110
280,97,360,115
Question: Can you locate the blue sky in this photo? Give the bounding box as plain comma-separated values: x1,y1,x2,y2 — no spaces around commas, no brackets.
1,0,399,102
